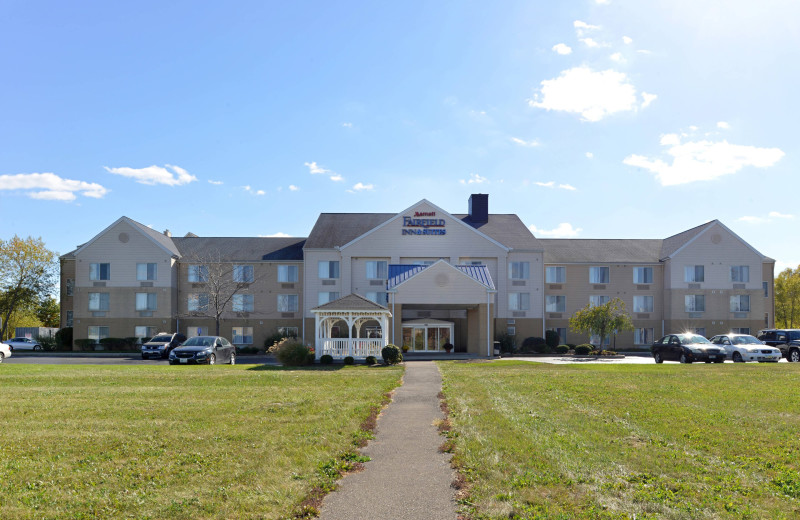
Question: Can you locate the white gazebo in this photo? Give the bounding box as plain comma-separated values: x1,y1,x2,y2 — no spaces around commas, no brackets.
311,294,392,360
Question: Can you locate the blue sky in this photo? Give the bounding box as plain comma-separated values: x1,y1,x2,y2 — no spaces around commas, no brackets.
2,0,798,271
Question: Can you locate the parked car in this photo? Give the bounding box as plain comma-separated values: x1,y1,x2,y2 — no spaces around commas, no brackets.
756,329,800,362
168,336,236,365
3,337,43,351
709,334,782,362
141,332,187,359
651,333,725,364
0,342,11,362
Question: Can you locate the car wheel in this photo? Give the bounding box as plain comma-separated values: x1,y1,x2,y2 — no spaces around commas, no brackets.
0,352,4,363
33,345,42,351
208,354,216,365
230,352,236,365
790,349,800,363
141,354,147,360
680,353,691,364
653,352,663,364
732,352,744,363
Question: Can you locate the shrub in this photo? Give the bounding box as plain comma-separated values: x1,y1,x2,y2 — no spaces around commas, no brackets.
99,337,137,352
555,344,570,354
343,356,355,365
74,339,96,351
595,350,618,356
520,337,546,353
320,354,334,365
443,343,453,352
533,342,551,354
55,327,73,350
269,338,312,366
574,344,594,355
365,355,377,365
545,329,560,349
381,344,403,365
264,332,285,350
496,332,514,353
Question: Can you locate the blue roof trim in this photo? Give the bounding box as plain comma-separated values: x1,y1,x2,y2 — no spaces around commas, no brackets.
387,263,495,290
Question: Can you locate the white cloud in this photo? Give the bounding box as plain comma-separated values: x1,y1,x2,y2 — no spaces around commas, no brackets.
717,121,730,129
304,161,330,175
0,172,109,201
738,216,769,224
535,181,555,188
342,122,353,128
552,43,572,55
351,182,374,191
289,185,299,191
330,174,344,182
586,152,594,159
769,211,794,219
208,180,224,185
242,186,266,195
574,20,600,33
610,52,626,63
596,0,610,4
739,212,794,224
624,134,785,186
580,37,608,48
460,173,488,185
511,137,540,147
104,164,196,186
641,92,657,108
558,184,577,191
529,222,582,238
637,49,652,55
261,232,290,238
529,66,648,122
623,36,633,45
256,190,265,196
536,181,576,191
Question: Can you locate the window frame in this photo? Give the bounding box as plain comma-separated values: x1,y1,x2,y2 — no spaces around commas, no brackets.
135,292,157,311
685,294,705,313
589,266,610,284
233,265,255,283
545,295,566,313
278,265,299,283
318,261,340,279
730,265,750,283
365,260,388,280
684,265,705,283
508,292,531,311
730,294,751,312
136,262,158,281
545,266,566,284
232,326,254,345
633,266,653,284
278,294,299,312
633,295,654,313
88,292,110,311
233,293,254,312
508,261,530,280
188,293,210,312
188,265,209,283
89,263,110,281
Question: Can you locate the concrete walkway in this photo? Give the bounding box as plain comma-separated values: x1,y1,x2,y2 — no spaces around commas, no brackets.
318,361,457,520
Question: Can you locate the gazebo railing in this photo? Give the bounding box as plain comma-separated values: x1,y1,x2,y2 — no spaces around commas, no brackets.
319,338,384,359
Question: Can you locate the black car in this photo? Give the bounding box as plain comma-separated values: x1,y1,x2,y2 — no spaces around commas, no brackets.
756,329,800,362
168,336,236,365
141,332,187,359
651,334,725,364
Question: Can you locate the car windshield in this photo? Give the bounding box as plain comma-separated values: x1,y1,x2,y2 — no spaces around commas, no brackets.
789,331,800,341
149,335,172,343
677,334,711,344
183,337,213,347
731,335,761,345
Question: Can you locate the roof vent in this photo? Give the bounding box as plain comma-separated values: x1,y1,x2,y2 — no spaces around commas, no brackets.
468,194,488,223
163,229,172,237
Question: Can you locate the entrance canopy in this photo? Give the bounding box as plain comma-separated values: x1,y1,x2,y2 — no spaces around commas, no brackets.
311,293,392,360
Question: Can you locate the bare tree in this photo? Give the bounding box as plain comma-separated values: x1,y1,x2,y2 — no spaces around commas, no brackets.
183,250,261,336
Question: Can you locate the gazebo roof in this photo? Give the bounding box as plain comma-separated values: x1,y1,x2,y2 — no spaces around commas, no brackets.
311,293,391,314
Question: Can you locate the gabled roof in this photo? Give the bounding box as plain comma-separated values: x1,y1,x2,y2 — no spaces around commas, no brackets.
541,239,663,264
660,220,716,259
387,261,496,290
453,214,543,251
311,293,390,312
73,216,181,258
172,237,306,261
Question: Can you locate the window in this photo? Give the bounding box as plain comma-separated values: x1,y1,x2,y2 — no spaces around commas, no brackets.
633,267,653,284
546,295,566,313
318,261,340,279
633,295,654,313
730,295,750,312
233,294,254,312
763,281,769,298
318,292,340,305
135,293,157,311
278,265,299,283
509,292,530,311
136,263,157,281
233,265,254,283
135,326,157,341
88,326,109,343
90,263,110,280
366,261,388,279
66,310,73,327
590,334,610,346
589,295,610,307
232,326,254,345
188,265,208,283
88,292,110,311
685,265,704,283
188,293,209,312
508,262,530,280
366,292,389,305
685,295,705,312
589,266,609,284
693,327,706,337
731,265,750,283
732,327,750,335
507,326,516,336
278,294,299,312
546,266,566,283
278,326,298,338
66,279,74,296
634,328,653,345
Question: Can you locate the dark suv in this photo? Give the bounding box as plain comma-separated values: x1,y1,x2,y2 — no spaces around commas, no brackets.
141,332,187,359
756,329,800,362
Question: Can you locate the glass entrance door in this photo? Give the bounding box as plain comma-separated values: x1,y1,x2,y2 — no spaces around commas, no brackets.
402,324,454,352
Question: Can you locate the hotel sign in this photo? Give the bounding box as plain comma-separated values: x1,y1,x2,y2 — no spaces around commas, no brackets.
402,211,446,235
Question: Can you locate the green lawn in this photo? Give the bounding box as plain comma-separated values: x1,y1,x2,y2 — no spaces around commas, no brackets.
439,360,800,520
0,363,402,519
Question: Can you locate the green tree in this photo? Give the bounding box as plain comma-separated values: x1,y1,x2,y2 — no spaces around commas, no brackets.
36,296,60,327
775,266,800,328
0,236,58,339
569,297,634,348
